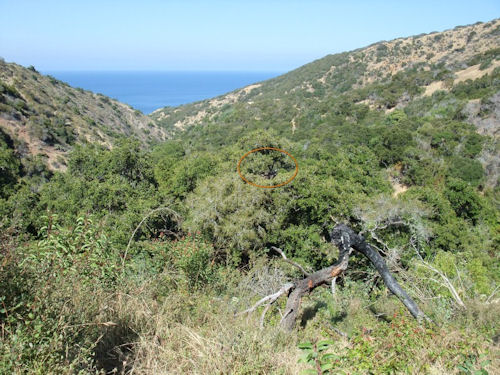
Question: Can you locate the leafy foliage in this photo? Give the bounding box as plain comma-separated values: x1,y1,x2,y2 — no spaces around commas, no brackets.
0,215,118,372
1,19,500,373
298,339,337,374
298,311,493,374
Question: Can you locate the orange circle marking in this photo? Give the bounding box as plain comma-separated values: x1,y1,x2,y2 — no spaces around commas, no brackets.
237,147,299,188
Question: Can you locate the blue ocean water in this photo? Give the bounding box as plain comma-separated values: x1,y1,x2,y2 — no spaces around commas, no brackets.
43,71,281,114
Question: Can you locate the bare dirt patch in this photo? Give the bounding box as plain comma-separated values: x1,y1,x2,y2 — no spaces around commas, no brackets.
454,60,500,83
423,81,446,96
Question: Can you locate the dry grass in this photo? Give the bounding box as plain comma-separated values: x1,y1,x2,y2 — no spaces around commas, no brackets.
4,244,498,374
87,276,499,374
90,277,305,375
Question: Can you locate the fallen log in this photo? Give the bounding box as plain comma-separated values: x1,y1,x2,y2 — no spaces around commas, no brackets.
238,223,427,331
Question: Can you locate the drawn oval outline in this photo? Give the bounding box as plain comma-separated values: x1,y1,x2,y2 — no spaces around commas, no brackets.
237,147,299,188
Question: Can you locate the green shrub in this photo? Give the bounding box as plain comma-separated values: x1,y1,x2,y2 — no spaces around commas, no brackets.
448,156,484,186
0,214,118,372
300,312,492,374
445,178,483,223
0,131,20,199
165,233,216,290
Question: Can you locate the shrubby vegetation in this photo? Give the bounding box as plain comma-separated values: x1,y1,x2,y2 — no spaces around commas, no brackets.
1,27,500,373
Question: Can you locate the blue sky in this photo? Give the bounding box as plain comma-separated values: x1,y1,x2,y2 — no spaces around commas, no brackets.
0,0,498,71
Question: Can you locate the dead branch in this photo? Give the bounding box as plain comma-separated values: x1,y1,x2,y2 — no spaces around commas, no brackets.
416,261,466,308
331,276,338,297
260,304,271,329
235,282,294,316
271,246,310,276
331,224,427,324
280,226,352,330
238,223,428,331
486,285,500,303
331,326,348,338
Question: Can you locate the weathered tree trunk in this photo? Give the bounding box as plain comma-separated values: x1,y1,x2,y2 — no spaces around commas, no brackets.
279,225,351,330
280,224,426,331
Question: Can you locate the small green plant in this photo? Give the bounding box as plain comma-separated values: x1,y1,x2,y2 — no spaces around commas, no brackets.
298,339,337,374
457,354,491,375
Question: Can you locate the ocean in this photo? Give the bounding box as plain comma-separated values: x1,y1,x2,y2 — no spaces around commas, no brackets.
43,71,282,114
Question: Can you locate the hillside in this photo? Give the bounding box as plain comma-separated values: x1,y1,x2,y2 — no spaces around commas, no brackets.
152,19,499,139
1,18,500,374
0,61,167,170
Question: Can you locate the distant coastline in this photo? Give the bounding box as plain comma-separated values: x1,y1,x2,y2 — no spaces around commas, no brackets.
43,71,282,114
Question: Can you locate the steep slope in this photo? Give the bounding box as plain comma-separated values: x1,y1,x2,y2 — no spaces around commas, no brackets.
151,19,499,138
0,61,167,169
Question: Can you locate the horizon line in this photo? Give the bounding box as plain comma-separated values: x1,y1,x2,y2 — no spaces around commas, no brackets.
40,69,287,73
